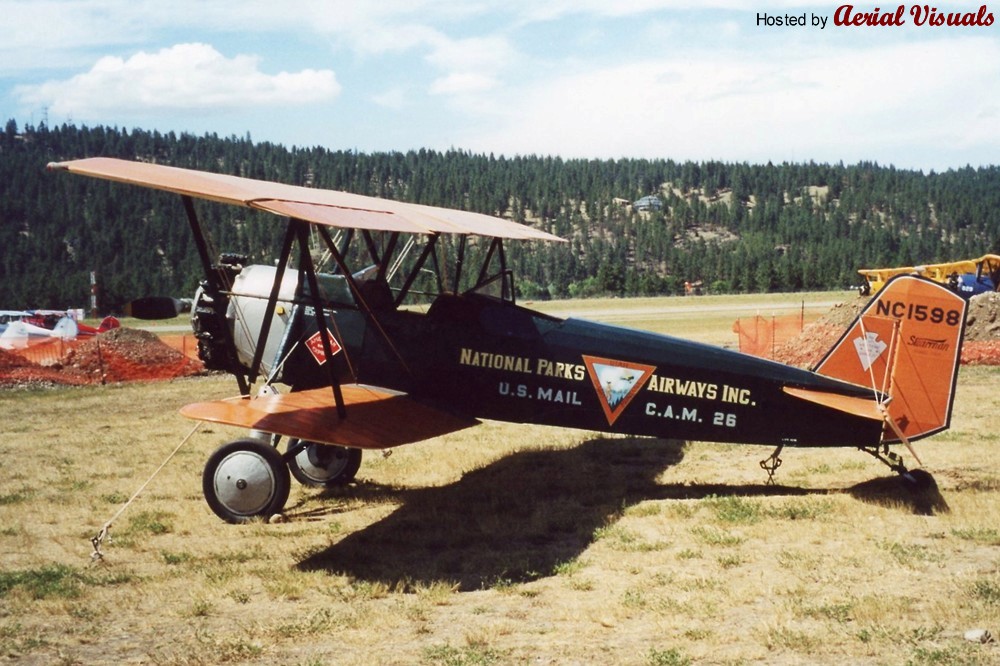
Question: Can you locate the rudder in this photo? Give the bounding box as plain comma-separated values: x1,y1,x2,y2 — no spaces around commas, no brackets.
813,275,966,443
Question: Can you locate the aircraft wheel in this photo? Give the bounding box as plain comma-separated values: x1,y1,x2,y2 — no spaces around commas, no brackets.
287,439,362,487
203,439,290,523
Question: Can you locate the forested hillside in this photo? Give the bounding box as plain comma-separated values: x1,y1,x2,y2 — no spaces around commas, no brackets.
1,121,998,312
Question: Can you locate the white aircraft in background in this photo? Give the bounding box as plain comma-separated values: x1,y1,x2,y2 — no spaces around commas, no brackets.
0,313,78,350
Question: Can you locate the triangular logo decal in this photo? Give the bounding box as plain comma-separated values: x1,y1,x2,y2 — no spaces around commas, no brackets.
583,355,656,426
852,332,887,371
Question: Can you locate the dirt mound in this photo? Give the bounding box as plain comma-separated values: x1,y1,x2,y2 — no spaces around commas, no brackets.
0,328,204,388
773,291,1000,368
63,327,204,383
964,291,1000,341
772,298,865,368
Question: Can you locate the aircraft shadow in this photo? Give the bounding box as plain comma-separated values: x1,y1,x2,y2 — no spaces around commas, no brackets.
296,436,686,590
646,474,948,516
643,474,949,516
845,473,950,516
294,441,948,590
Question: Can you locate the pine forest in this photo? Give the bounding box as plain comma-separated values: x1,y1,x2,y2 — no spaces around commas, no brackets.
1,121,998,313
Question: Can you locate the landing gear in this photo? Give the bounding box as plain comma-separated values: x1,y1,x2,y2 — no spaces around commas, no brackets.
203,439,290,523
860,443,934,493
759,445,784,485
286,439,362,487
201,437,364,522
860,442,908,475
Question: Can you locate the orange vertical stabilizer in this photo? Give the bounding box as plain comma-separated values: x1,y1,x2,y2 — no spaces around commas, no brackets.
813,275,967,443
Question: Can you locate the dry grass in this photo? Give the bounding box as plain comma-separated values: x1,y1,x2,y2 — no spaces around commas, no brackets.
1,295,999,665
532,290,843,345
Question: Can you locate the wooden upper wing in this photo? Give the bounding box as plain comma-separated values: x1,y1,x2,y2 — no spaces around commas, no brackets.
48,157,564,242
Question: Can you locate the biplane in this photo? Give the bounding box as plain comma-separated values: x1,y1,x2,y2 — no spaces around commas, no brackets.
858,254,1000,298
49,158,967,523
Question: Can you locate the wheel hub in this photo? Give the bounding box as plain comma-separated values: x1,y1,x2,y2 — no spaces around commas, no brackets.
296,444,349,482
213,450,276,516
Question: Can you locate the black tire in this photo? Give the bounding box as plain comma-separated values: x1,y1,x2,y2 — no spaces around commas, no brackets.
203,439,290,523
287,439,362,487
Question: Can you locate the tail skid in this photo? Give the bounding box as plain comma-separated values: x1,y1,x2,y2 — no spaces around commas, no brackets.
813,275,967,448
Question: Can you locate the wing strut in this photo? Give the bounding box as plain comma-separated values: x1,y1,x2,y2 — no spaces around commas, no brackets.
361,230,382,266
181,195,249,396
294,219,348,420
182,195,216,284
376,232,400,283
473,237,513,301
394,235,438,307
475,237,502,287
314,226,413,377
453,235,468,293
497,237,511,301
430,238,446,294
246,218,298,385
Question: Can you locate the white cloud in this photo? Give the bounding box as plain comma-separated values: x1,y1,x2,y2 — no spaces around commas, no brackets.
372,87,408,109
424,34,514,72
462,37,1000,167
430,72,498,95
424,34,514,96
347,22,445,56
4,1,998,168
15,43,340,118
0,1,151,73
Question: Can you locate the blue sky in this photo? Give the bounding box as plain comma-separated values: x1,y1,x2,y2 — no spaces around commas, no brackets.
2,1,998,171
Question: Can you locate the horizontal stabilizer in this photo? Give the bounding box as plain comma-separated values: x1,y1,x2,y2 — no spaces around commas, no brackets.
180,385,479,449
783,386,883,422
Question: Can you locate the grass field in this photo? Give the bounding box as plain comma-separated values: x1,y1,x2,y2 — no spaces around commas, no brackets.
2,293,998,665
514,290,842,346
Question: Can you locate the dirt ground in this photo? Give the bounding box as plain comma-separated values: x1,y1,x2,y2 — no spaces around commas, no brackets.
1,298,998,665
1,371,998,665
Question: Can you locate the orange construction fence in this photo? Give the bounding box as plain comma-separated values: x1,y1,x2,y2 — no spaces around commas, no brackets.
159,334,200,360
4,337,77,366
4,333,200,366
732,308,811,359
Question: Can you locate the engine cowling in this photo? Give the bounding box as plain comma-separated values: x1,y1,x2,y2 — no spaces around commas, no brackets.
190,258,365,386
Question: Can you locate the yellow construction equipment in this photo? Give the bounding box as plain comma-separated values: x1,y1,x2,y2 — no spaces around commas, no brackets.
858,254,1000,299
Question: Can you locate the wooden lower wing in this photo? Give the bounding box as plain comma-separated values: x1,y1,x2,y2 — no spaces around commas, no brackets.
179,385,478,449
